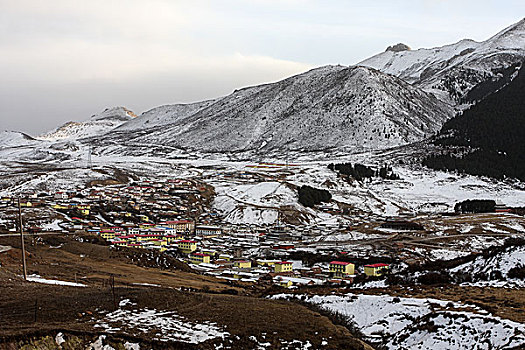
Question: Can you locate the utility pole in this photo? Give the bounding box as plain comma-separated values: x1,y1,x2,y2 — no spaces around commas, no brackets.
18,198,27,280
87,145,93,169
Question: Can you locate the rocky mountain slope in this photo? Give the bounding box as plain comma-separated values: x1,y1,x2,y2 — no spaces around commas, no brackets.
93,65,452,155
38,107,136,141
360,18,525,104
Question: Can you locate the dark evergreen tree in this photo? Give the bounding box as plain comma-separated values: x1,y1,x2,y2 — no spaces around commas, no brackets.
454,199,496,213
423,62,525,181
298,185,332,207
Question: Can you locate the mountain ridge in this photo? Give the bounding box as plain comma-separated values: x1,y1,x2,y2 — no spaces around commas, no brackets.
38,106,136,141
360,18,525,104
26,18,525,159
90,65,452,155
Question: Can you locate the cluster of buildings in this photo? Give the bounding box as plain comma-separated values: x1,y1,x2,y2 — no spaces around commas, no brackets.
1,176,392,288
83,218,390,288
0,178,219,234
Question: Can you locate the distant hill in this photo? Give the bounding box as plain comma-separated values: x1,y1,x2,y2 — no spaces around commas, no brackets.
38,107,136,141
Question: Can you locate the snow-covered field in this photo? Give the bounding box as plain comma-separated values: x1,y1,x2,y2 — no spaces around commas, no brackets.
95,299,229,344
290,161,525,217
273,293,525,350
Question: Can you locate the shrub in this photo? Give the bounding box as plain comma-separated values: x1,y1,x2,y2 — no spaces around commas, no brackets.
508,265,525,279
418,272,450,285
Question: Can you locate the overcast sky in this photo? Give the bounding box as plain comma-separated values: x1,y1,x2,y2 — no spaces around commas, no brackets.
1,0,524,135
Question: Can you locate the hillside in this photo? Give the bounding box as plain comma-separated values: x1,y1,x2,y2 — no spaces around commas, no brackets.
423,62,525,180
38,107,136,141
92,65,452,155
0,234,372,350
116,100,217,131
0,130,38,148
360,18,525,104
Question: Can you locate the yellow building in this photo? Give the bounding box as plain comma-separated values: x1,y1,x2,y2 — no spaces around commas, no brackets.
139,223,155,229
158,220,194,233
329,261,355,277
127,243,145,249
151,239,167,246
166,234,184,244
275,278,293,288
257,259,279,267
178,240,197,254
190,253,211,264
100,230,116,240
364,263,389,277
274,261,293,273
234,260,251,269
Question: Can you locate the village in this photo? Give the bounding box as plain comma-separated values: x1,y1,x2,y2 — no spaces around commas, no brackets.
1,162,524,290
1,165,524,350
0,174,401,289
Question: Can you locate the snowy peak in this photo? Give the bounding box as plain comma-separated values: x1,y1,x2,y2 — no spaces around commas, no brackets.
386,43,411,52
90,106,137,122
490,17,525,41
478,17,525,52
39,107,136,141
0,130,39,148
359,39,481,85
116,100,217,131
360,18,525,104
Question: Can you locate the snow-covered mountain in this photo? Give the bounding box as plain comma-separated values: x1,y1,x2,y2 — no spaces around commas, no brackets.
94,65,452,155
5,19,525,159
116,100,216,131
360,18,525,104
38,107,137,141
0,130,38,148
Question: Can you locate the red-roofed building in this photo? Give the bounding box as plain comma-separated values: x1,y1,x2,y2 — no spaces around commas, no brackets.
177,240,197,253
157,220,194,232
329,261,355,277
274,261,293,273
364,263,389,277
189,252,211,264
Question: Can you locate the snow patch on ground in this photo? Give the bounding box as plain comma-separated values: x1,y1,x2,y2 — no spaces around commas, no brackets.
26,274,86,287
273,293,525,350
95,306,229,344
450,245,525,288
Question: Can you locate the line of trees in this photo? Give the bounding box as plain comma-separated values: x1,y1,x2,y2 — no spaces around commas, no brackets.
454,199,496,213
328,162,400,181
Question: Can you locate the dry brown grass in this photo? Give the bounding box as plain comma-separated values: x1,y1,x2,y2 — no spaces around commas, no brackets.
0,234,372,349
